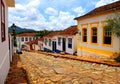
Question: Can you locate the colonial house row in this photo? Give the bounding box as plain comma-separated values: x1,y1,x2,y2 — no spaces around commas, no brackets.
16,33,36,49
23,37,44,51
0,0,15,84
74,1,120,58
43,25,78,54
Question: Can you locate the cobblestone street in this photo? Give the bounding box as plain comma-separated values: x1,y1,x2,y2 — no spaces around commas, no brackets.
20,51,120,84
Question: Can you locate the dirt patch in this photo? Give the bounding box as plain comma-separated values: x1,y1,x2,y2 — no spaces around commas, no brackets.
5,53,28,84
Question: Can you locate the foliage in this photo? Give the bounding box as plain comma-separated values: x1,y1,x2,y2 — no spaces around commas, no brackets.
104,12,120,37
114,54,120,62
35,29,53,37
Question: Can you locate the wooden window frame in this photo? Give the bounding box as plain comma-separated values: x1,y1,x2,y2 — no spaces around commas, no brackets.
101,21,113,47
91,27,97,44
58,37,61,46
21,37,24,41
25,37,28,41
1,0,6,42
82,28,87,43
68,38,72,49
103,28,112,45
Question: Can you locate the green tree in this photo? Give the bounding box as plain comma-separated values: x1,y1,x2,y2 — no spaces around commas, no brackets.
104,12,120,37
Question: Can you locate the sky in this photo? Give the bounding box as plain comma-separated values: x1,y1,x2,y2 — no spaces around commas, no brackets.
8,0,119,30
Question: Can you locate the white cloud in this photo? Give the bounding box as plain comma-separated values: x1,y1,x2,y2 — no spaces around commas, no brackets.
45,7,58,16
73,6,85,16
95,0,119,7
8,0,76,30
47,11,75,30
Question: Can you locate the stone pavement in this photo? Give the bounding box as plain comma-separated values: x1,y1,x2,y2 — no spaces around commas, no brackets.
20,51,120,84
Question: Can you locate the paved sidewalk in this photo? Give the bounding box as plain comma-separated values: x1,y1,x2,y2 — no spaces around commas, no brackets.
20,51,120,84
38,51,120,67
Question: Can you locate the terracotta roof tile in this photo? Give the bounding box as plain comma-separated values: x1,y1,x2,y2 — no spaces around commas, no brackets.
17,33,35,37
44,25,78,38
60,25,78,36
75,1,120,20
44,31,62,38
25,40,38,45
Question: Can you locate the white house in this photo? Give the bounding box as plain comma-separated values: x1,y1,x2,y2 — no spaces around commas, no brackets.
55,25,78,54
43,31,61,52
0,0,15,84
25,39,40,51
16,33,36,50
74,1,120,58
43,25,78,55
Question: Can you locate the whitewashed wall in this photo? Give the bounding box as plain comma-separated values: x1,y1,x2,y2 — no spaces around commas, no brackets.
65,36,77,54
43,37,53,51
16,36,35,49
0,0,10,83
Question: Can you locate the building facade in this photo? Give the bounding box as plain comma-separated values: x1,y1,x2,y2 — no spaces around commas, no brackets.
75,1,120,58
43,25,78,55
16,33,36,49
0,0,15,83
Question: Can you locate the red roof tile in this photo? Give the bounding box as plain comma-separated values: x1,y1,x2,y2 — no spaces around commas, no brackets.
38,37,44,42
75,1,120,20
44,31,62,38
44,25,77,38
25,40,38,45
60,25,78,36
17,33,35,37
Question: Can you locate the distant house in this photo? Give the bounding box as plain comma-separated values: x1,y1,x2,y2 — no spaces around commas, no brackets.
0,0,15,84
74,1,120,58
56,25,78,54
44,31,61,52
25,39,39,51
43,25,78,54
38,37,44,51
16,33,36,49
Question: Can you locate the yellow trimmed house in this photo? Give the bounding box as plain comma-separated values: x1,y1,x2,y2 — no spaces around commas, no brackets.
74,1,120,58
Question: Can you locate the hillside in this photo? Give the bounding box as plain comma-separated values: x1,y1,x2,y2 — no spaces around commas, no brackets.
9,26,35,33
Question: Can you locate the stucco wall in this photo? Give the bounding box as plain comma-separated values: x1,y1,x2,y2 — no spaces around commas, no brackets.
0,0,10,83
65,36,76,54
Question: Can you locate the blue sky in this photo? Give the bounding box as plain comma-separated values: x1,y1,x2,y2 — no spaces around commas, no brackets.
8,0,118,30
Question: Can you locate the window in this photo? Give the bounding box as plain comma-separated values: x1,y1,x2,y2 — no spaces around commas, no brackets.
58,37,61,46
29,37,32,41
25,37,28,41
49,39,51,46
91,27,97,43
1,1,5,42
82,28,87,42
68,38,72,48
103,28,112,45
21,37,24,41
45,38,47,45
